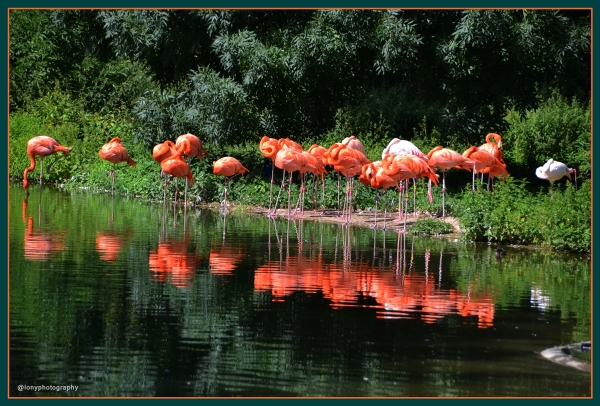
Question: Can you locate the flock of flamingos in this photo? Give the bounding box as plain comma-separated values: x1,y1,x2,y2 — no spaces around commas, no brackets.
22,132,577,227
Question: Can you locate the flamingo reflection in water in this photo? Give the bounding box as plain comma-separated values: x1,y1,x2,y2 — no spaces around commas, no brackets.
148,204,203,288
95,197,132,262
254,221,495,328
207,210,246,276
22,193,66,261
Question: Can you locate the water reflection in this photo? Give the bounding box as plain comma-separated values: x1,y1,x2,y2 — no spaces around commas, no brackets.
148,202,203,288
95,197,132,262
9,185,591,397
22,192,66,261
256,218,494,327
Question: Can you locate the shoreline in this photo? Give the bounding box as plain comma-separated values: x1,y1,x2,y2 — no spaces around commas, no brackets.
205,202,462,237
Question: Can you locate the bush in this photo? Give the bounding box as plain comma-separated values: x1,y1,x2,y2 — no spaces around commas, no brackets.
454,177,590,252
503,90,590,179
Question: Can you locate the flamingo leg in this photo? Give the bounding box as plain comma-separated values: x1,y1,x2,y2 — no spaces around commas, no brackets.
287,172,293,218
293,173,305,216
174,178,179,205
272,170,287,217
268,162,275,213
39,157,44,185
397,181,404,221
45,153,66,183
383,190,389,231
413,178,417,217
442,170,446,218
337,173,342,213
321,174,325,213
343,176,351,225
311,174,318,212
184,178,188,207
163,174,167,203
223,177,229,208
372,189,379,229
403,187,409,232
345,178,352,225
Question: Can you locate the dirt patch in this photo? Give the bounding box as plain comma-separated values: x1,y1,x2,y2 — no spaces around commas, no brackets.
223,204,462,235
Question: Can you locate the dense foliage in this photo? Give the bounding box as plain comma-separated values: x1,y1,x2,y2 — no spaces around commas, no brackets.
9,9,591,252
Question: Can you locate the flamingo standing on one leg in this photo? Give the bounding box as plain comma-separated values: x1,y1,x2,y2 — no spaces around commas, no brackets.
23,136,73,193
153,140,179,203
98,137,137,195
427,146,475,218
271,138,303,216
176,133,208,205
213,157,249,209
161,149,194,207
535,159,577,191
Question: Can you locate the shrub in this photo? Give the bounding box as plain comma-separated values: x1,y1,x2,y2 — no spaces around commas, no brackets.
503,90,590,179
409,217,454,235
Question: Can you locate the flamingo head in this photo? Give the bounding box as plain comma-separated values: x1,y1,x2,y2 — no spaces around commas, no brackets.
535,166,549,180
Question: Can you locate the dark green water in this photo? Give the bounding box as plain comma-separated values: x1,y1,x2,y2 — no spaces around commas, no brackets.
9,184,591,397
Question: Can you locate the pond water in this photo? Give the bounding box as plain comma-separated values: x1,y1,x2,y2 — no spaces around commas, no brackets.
9,184,591,397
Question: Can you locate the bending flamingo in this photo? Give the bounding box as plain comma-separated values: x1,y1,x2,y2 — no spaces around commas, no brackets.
23,136,73,193
535,159,577,191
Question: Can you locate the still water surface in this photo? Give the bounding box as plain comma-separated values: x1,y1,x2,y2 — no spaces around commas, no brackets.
9,185,591,397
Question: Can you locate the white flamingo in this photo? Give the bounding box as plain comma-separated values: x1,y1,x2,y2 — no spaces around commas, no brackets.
536,159,577,191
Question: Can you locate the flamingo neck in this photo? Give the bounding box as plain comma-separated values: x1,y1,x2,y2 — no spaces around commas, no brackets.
23,154,37,189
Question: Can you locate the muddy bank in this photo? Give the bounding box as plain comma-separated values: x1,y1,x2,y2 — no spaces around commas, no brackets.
208,202,462,236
